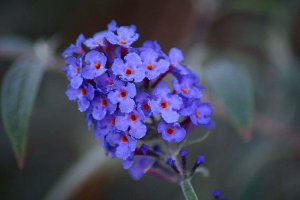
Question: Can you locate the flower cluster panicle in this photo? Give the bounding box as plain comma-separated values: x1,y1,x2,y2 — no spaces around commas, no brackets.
63,20,214,183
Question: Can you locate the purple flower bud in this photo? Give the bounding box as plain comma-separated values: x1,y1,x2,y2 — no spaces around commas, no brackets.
62,34,85,58
166,158,179,174
180,149,188,170
192,155,205,173
212,190,221,199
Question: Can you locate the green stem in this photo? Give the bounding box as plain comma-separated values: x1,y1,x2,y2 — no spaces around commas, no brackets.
184,132,211,147
180,179,198,200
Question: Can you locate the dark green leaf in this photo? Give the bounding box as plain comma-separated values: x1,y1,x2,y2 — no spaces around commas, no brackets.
204,59,254,132
1,58,46,168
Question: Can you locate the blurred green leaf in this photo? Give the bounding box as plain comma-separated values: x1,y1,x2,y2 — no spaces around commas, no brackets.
1,58,46,168
0,35,32,58
204,59,254,133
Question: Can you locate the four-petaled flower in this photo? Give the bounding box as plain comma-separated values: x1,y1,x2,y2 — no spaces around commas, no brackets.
158,121,186,143
91,94,116,120
150,82,183,123
140,49,170,80
135,92,152,118
106,132,137,160
64,56,83,89
82,50,107,79
66,83,94,112
115,110,147,139
173,75,203,98
95,72,116,94
107,81,136,113
107,26,139,47
181,100,214,129
112,53,145,82
84,31,107,49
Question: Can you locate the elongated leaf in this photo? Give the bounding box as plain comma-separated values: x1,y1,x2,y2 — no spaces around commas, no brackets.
204,59,254,133
0,35,32,58
1,58,46,168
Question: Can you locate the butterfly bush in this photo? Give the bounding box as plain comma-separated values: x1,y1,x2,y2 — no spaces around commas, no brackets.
63,21,214,183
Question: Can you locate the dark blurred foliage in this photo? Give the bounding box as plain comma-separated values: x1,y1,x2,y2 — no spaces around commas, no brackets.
0,0,300,200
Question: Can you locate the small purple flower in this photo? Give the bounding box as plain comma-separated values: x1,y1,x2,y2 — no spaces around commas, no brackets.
106,132,137,160
168,48,189,75
107,81,136,113
181,100,213,128
158,121,186,143
115,110,147,139
64,56,83,89
94,72,116,94
173,75,203,98
82,50,107,79
107,20,118,32
150,82,182,123
107,26,139,47
94,114,117,139
129,156,153,180
112,52,145,82
91,94,116,120
140,49,169,80
62,34,86,58
135,91,152,117
84,31,107,49
140,40,166,56
66,83,94,112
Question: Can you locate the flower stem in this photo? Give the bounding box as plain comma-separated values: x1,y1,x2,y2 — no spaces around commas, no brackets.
184,132,211,147
180,179,198,200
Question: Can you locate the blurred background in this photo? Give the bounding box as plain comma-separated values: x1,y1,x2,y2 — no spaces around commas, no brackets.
0,0,300,199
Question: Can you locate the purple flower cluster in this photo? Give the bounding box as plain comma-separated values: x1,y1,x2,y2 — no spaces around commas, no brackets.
63,21,213,180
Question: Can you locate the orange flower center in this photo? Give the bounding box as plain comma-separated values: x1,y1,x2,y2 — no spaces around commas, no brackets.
160,101,168,109
121,136,128,143
120,40,127,45
94,63,101,69
130,114,137,122
125,68,133,75
143,103,150,110
147,64,154,70
80,88,86,96
195,111,200,118
167,128,175,135
120,91,127,98
181,88,189,94
111,118,116,126
75,66,80,74
101,99,107,107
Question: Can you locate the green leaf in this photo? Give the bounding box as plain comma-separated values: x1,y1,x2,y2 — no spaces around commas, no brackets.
204,59,254,133
180,179,198,200
0,35,32,59
1,58,46,168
